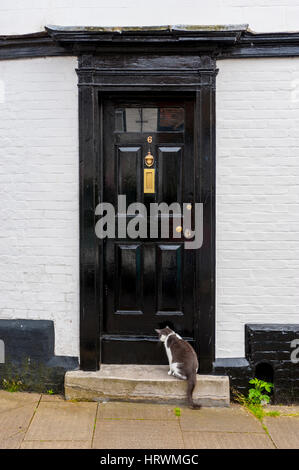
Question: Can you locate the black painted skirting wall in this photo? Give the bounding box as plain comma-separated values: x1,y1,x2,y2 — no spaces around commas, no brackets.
214,324,299,404
0,319,298,401
0,320,78,393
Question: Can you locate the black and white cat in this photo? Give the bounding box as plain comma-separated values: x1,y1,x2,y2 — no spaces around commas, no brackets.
155,326,201,409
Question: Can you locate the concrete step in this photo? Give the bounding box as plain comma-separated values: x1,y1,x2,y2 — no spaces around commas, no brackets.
65,365,230,407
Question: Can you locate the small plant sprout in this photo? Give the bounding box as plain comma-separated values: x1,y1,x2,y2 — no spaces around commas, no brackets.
248,378,273,405
232,378,275,424
174,407,181,417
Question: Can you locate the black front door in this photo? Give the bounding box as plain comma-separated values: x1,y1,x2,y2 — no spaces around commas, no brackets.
101,96,198,364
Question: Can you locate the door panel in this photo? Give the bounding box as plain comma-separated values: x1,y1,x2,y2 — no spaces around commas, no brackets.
158,147,183,205
117,147,142,206
116,244,143,314
102,97,196,363
156,244,183,314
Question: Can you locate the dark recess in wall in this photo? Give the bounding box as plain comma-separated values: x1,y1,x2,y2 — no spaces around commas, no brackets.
214,324,299,404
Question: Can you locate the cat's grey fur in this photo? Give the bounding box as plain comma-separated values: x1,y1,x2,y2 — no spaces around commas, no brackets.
155,326,201,409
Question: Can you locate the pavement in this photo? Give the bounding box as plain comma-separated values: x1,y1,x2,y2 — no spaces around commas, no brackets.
0,390,298,449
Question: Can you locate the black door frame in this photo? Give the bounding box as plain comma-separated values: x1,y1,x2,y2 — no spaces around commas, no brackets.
78,51,217,373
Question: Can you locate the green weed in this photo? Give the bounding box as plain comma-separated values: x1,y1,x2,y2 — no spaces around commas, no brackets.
2,378,24,393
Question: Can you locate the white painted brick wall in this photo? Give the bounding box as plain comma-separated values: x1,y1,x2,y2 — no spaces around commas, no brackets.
1,0,299,35
1,32,299,361
0,57,79,357
216,57,299,357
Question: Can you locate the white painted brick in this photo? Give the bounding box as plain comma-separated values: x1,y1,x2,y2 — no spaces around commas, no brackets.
0,57,79,357
1,7,299,365
0,0,298,35
216,58,299,358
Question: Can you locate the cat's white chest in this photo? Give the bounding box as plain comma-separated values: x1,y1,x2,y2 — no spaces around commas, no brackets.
164,340,173,365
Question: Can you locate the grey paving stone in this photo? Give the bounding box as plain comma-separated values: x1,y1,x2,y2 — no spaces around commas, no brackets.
97,401,178,420
93,419,184,449
24,401,97,442
180,405,263,433
183,431,275,449
0,391,40,445
264,416,299,449
20,440,91,449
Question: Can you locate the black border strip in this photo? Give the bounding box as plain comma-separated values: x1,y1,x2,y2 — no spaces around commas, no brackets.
1,29,299,60
0,32,69,60
219,31,299,58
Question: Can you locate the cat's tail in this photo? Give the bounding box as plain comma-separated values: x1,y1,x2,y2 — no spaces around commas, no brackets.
187,373,202,410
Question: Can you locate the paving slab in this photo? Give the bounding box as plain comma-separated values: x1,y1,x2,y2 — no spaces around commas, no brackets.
98,401,178,420
265,405,299,416
180,405,263,433
41,394,65,402
264,416,299,449
183,431,275,449
93,419,184,449
24,401,97,442
20,440,91,449
0,409,32,441
0,434,27,449
0,391,40,445
65,365,229,407
0,390,298,450
0,391,40,412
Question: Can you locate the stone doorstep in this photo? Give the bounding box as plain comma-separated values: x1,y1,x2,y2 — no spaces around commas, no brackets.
64,365,230,407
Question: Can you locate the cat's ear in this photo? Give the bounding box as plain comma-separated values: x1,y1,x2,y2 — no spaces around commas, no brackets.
155,329,161,334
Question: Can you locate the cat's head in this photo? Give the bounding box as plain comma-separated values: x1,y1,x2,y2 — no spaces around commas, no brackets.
155,326,174,343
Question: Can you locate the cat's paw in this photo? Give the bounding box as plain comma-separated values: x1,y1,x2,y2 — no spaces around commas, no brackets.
168,370,172,375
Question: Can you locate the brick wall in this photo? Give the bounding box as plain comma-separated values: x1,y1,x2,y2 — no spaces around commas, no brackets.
0,57,79,357
1,54,299,362
216,58,299,358
245,324,299,402
1,0,299,35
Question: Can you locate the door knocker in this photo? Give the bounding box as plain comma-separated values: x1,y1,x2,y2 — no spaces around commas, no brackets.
145,151,154,167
